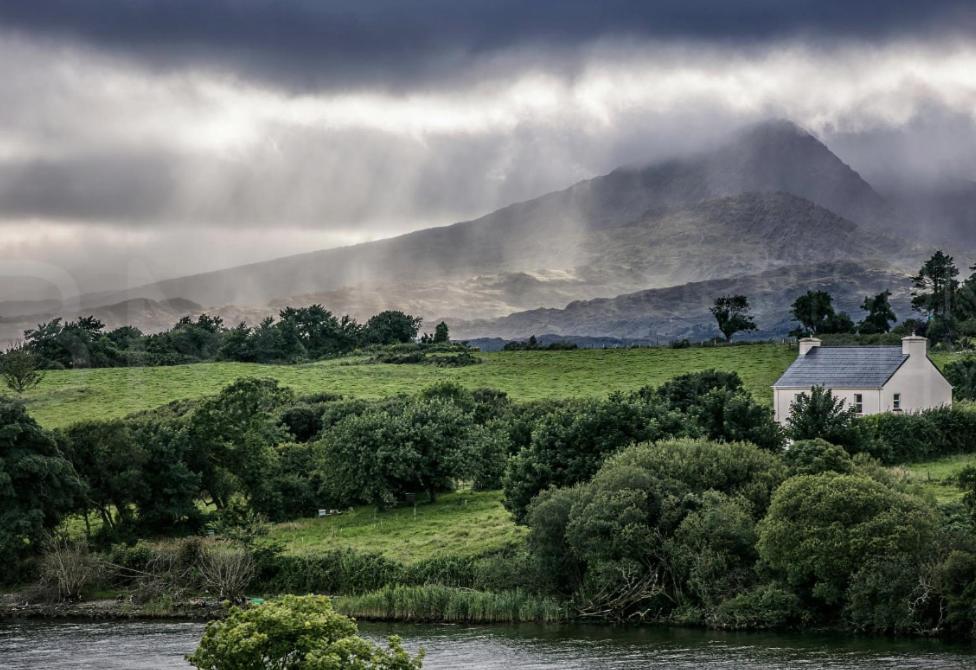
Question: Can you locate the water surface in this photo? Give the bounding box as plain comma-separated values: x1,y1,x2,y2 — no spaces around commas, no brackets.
1,619,974,669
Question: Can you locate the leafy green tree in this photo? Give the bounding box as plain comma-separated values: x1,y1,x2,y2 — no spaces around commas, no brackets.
502,396,681,522
278,305,362,358
187,378,292,512
0,399,81,567
432,321,450,344
525,439,786,616
857,290,896,335
944,358,976,401
129,417,204,531
912,250,959,324
363,311,423,345
710,295,758,342
321,397,474,508
687,388,784,452
188,594,423,670
757,473,936,606
789,291,854,336
651,369,743,412
786,386,866,451
0,346,44,394
59,419,147,532
218,322,256,362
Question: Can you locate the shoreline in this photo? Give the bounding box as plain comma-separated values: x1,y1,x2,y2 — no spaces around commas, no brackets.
0,595,222,622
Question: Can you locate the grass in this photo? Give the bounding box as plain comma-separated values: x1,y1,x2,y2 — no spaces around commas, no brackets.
333,584,566,623
892,452,976,503
21,344,798,428
267,490,523,564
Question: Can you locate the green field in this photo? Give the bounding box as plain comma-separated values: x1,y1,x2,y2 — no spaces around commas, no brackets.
268,490,523,563
22,344,800,428
894,452,976,503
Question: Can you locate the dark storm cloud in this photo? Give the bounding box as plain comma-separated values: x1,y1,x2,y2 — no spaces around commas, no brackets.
1,0,974,90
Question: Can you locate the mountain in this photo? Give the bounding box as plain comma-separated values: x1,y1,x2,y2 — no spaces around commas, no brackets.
3,120,935,343
449,262,913,343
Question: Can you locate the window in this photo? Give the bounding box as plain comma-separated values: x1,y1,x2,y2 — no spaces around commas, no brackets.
853,393,864,414
893,393,901,411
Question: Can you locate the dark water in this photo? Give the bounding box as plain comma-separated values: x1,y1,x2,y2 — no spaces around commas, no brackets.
1,619,975,669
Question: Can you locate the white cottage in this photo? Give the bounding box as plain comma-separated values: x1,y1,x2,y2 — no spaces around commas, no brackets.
772,335,952,425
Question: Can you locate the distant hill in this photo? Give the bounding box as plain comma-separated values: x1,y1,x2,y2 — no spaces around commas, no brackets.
4,120,941,343
449,262,913,342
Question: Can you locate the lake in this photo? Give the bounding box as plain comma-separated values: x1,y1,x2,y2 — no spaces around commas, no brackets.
1,619,974,669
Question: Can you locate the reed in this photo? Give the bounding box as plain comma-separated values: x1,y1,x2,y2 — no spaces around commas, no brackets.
333,584,567,623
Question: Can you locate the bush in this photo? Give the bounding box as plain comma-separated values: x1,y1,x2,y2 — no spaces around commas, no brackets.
197,543,255,601
188,595,423,669
783,439,853,475
757,474,938,607
786,386,868,452
843,557,931,634
858,405,976,464
37,535,102,602
712,584,805,630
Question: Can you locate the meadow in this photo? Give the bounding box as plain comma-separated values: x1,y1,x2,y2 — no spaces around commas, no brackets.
22,343,801,428
268,490,523,563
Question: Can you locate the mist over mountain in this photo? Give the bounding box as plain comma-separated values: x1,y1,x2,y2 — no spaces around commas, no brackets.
0,120,952,344
449,262,912,343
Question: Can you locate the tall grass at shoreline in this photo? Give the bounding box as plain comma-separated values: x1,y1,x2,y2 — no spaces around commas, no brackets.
333,585,567,623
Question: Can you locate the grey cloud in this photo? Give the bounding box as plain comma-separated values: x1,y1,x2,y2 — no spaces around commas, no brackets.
1,1,974,91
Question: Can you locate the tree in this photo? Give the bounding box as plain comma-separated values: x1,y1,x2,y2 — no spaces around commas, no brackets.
187,378,293,512
188,595,423,670
912,251,959,342
0,399,81,567
525,439,786,616
757,473,937,606
857,290,896,335
1,346,44,394
789,291,854,336
321,397,475,508
786,386,866,451
433,321,450,344
710,295,758,342
363,311,423,345
502,396,680,522
790,291,834,336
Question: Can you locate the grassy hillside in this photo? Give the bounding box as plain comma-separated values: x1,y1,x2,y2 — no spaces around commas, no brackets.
21,344,798,428
269,490,522,563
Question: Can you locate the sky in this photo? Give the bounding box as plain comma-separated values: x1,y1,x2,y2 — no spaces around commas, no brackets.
2,0,976,300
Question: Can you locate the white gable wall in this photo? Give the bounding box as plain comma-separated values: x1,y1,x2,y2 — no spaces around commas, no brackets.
882,353,952,414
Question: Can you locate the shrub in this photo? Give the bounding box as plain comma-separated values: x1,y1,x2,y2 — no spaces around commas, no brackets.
757,474,938,606
37,535,102,602
188,595,423,669
843,557,931,634
783,439,853,475
197,543,255,602
712,584,805,630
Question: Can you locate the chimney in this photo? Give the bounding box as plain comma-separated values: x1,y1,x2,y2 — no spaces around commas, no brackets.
798,337,822,356
902,335,927,358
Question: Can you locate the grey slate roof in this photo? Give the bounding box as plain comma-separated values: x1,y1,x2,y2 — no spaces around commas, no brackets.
772,347,908,389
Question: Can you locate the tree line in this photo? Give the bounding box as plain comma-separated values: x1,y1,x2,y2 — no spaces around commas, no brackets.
2,306,445,373
711,250,976,343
